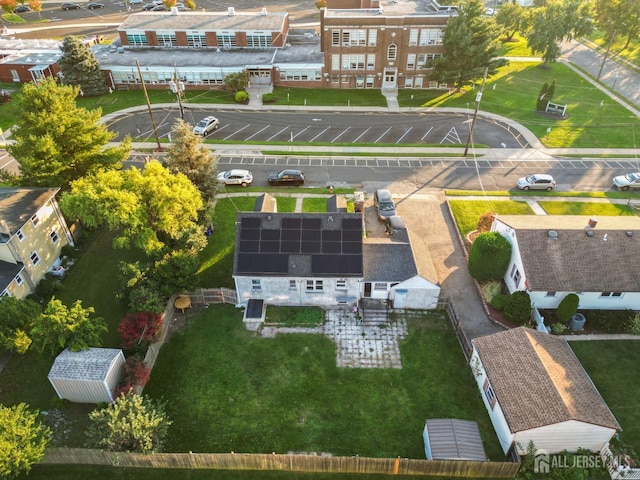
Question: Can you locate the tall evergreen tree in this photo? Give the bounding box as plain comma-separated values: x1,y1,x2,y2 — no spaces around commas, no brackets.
9,78,130,188
58,36,108,96
428,0,508,90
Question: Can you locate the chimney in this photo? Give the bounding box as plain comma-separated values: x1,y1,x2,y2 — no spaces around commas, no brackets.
588,216,598,228
0,219,10,235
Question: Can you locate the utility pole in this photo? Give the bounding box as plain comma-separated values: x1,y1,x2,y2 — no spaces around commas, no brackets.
596,28,617,81
136,60,162,151
463,67,488,158
170,64,185,119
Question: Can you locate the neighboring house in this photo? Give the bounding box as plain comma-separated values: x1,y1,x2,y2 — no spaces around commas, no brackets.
232,209,440,311
492,215,640,310
0,38,62,84
0,188,74,299
470,327,620,455
48,348,126,403
320,0,455,90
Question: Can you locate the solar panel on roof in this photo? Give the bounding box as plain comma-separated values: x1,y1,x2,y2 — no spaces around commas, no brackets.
301,242,321,253
281,241,301,253
302,218,321,229
237,254,288,273
322,242,341,253
343,218,361,230
239,241,259,252
261,229,280,241
282,230,300,241
241,217,261,228
282,218,301,229
323,230,341,242
261,241,280,253
240,228,260,240
311,254,362,275
302,230,321,241
343,242,362,254
343,229,361,241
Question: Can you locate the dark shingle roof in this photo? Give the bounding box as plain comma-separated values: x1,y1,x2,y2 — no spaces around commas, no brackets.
497,216,640,292
233,212,363,277
363,235,418,281
473,327,620,433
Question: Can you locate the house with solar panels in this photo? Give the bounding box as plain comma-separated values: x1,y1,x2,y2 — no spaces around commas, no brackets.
232,211,441,315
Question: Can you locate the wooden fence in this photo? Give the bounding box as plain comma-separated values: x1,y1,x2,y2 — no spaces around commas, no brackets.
41,448,520,478
188,287,237,306
437,298,473,361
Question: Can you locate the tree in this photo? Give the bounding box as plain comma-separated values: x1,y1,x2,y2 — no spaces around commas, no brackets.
86,394,171,453
494,1,528,42
58,36,108,96
0,0,18,14
0,297,42,354
525,0,594,66
428,0,508,90
183,0,195,9
28,0,41,17
60,161,204,255
224,71,248,92
0,403,51,479
537,81,549,110
468,231,512,281
8,79,130,188
118,311,163,350
556,293,579,323
504,291,532,325
164,119,217,201
31,297,107,356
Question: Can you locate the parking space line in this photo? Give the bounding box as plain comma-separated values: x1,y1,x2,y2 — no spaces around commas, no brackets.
421,126,433,141
352,127,371,143
291,126,310,141
310,127,331,142
396,127,413,144
266,126,289,141
245,125,270,141
375,127,392,143
331,127,351,143
223,124,251,140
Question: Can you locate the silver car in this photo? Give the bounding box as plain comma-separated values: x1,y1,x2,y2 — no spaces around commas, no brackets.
373,189,396,221
612,172,640,191
516,174,556,191
217,169,253,187
193,116,219,136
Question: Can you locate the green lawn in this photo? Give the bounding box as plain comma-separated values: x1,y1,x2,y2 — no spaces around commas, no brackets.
448,199,534,236
302,197,328,212
571,341,640,454
538,201,636,216
143,306,503,459
270,87,388,107
587,30,640,69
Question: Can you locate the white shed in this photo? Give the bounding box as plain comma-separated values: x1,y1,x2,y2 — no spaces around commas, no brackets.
470,327,620,455
48,348,126,403
423,418,487,461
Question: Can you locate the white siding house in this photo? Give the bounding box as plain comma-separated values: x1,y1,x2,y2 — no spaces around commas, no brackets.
470,327,620,455
492,215,640,310
48,348,126,403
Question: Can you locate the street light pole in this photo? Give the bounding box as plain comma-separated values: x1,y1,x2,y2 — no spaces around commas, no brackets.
135,60,162,151
463,67,488,157
170,64,185,119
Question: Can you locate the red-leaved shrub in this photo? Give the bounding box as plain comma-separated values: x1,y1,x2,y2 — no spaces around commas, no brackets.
115,357,151,397
118,311,163,349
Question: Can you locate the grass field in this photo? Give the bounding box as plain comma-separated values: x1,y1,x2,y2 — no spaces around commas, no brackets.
448,199,534,236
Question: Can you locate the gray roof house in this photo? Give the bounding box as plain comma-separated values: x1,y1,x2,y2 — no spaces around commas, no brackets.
470,327,620,454
48,348,126,403
492,215,640,310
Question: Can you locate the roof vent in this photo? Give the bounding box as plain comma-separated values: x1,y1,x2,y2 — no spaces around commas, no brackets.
227,6,235,15
586,230,594,237
603,234,608,241
626,231,633,237
588,216,598,228
261,7,267,15
547,230,558,239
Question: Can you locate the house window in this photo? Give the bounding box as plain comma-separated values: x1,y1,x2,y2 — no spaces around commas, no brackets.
0,289,8,297
216,33,236,47
289,280,296,290
483,378,497,410
408,29,418,46
126,33,148,47
374,282,387,291
367,29,377,46
31,214,40,227
306,280,323,291
332,30,340,46
15,274,23,286
16,229,24,241
387,44,397,61
336,280,347,290
601,292,623,297
406,54,416,70
510,265,521,288
50,229,59,244
251,279,261,291
30,252,40,266
157,33,177,47
545,292,557,297
419,28,443,46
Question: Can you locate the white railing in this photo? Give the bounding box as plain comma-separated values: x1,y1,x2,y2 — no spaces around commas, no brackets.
601,444,640,480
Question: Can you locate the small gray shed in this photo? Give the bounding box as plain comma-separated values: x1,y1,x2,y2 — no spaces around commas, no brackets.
48,348,126,403
423,419,487,461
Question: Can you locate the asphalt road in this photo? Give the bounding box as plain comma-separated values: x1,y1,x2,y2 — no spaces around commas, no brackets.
106,108,531,148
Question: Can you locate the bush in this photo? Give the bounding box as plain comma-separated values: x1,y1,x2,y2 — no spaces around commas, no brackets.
468,232,512,282
585,309,631,333
234,90,249,104
481,281,503,303
115,357,151,396
0,91,12,105
118,311,163,350
550,323,567,334
626,313,640,335
490,294,509,311
476,212,496,233
34,273,63,301
556,293,579,323
504,291,531,325
262,92,277,104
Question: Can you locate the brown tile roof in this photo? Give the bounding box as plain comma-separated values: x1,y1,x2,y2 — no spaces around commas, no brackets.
496,216,640,292
472,327,620,433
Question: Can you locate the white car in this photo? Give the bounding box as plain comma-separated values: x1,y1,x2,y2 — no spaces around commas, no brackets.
193,116,219,136
516,174,556,191
217,169,253,187
129,0,143,4
612,172,640,191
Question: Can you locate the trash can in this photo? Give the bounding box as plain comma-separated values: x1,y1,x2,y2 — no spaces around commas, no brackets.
353,191,365,212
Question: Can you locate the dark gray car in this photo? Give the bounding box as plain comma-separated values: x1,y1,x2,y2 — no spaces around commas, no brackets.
374,189,396,221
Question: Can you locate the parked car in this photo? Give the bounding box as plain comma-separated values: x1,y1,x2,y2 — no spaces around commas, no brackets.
612,172,640,191
373,189,396,221
86,2,104,8
384,215,406,236
129,0,143,4
13,5,31,12
141,2,156,9
61,2,80,9
151,5,168,10
217,170,253,187
516,174,556,191
192,116,219,136
268,169,305,186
